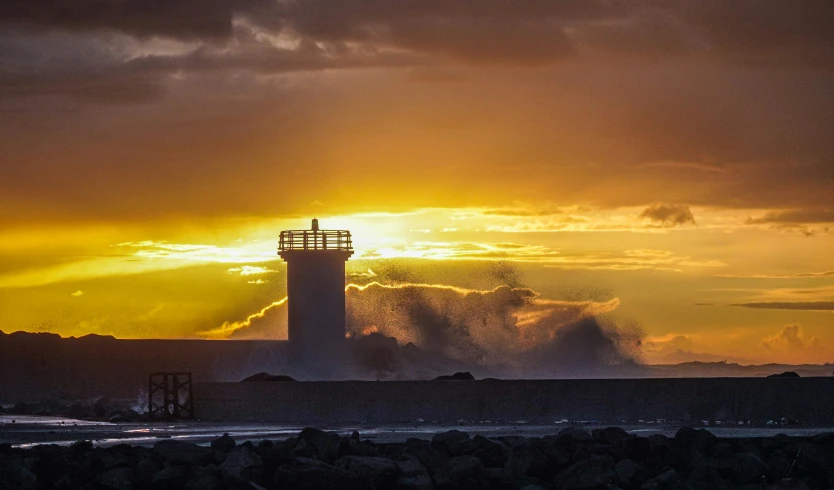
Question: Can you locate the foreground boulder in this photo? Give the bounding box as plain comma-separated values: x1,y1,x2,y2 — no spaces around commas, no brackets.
295,427,347,463
220,444,262,480
335,455,399,489
432,455,488,490
274,457,367,490
153,440,215,466
553,455,616,490
10,427,834,490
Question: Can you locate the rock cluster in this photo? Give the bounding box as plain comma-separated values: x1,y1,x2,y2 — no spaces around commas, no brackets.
3,427,834,489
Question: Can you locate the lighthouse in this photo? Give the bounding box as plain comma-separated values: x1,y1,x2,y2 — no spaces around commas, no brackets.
278,219,353,378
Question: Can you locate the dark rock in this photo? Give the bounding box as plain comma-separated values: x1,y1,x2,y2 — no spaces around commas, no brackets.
432,430,470,456
87,395,113,417
151,467,187,490
382,443,406,460
185,474,223,490
0,456,39,490
295,427,347,463
640,469,687,490
472,435,510,467
552,455,616,490
768,372,800,378
809,432,834,445
107,409,144,423
433,455,488,490
766,450,792,482
767,479,810,489
31,445,73,486
211,433,237,453
708,442,734,462
219,445,262,480
347,438,381,457
487,467,553,490
40,392,79,411
263,439,296,467
94,467,133,490
405,437,448,472
132,459,160,488
395,457,434,490
732,453,768,485
623,437,652,462
153,440,215,466
647,435,671,449
644,435,686,472
687,465,730,490
791,442,832,487
500,436,530,447
336,455,399,489
505,440,551,479
240,372,297,382
99,444,134,469
592,427,630,447
674,427,717,454
554,428,594,446
433,372,476,381
614,459,645,484
70,440,94,452
274,457,366,490
64,403,97,420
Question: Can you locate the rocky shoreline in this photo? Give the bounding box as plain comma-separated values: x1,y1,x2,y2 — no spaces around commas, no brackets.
1,426,831,489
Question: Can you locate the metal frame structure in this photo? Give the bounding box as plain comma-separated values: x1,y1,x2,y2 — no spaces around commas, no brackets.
279,229,352,252
148,372,195,420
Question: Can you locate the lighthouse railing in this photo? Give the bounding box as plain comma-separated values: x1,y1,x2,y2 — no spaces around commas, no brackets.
279,230,353,252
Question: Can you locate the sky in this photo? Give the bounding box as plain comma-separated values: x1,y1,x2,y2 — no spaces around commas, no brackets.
1,0,833,366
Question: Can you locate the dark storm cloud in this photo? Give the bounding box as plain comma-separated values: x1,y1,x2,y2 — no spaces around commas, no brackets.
732,302,834,311
748,209,834,226
2,1,834,223
2,0,834,104
677,0,834,68
639,204,696,227
3,1,833,69
0,0,270,41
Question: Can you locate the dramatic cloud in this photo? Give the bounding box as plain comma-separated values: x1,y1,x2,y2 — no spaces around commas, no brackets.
639,204,696,227
733,302,834,311
3,0,834,361
227,266,276,276
641,334,738,364
746,208,834,236
747,209,834,225
760,324,827,362
0,0,267,41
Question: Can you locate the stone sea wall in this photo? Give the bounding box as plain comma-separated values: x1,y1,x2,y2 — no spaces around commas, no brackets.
194,378,834,425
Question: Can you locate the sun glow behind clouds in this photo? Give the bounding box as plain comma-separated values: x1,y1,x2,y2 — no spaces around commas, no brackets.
0,205,774,289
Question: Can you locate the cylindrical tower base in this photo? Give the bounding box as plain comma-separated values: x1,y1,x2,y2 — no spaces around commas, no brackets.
280,250,352,379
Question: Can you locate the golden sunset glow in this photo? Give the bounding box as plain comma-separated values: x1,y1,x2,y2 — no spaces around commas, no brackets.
2,1,833,367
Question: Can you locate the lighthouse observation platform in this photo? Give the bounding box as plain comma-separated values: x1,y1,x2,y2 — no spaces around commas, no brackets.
278,229,353,252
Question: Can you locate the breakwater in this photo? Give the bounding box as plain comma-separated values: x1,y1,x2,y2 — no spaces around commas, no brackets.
195,378,834,425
